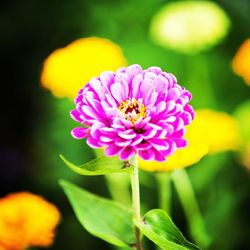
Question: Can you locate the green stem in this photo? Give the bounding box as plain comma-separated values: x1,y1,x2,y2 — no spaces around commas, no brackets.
130,155,143,250
156,173,171,250
94,148,131,207
172,169,211,248
156,172,171,214
105,174,131,206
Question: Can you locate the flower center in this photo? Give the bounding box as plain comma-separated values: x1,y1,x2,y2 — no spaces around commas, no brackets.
118,98,146,126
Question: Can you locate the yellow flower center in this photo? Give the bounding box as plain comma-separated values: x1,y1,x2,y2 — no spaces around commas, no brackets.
118,98,146,126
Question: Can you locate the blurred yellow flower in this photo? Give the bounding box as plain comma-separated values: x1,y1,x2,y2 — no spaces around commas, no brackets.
41,37,127,99
139,109,240,172
150,1,230,54
0,192,60,250
232,39,250,85
139,141,209,172
187,109,240,154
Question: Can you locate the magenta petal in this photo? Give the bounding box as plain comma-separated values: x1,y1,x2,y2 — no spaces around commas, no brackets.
100,71,114,88
183,90,192,101
100,136,113,143
176,97,186,106
105,145,123,156
142,128,157,139
136,141,152,150
90,122,104,139
131,134,143,146
118,130,136,139
153,149,166,162
81,105,99,119
71,127,88,139
132,74,143,98
165,101,175,114
164,124,174,135
100,127,116,133
155,129,167,139
148,90,158,106
167,87,181,101
134,116,151,130
110,82,126,102
162,140,177,156
70,64,195,162
138,149,155,161
114,72,128,84
126,64,143,81
86,136,100,148
74,94,83,105
105,107,121,117
148,139,169,151
139,79,153,101
112,124,125,130
148,66,162,74
120,79,129,98
181,111,193,125
162,73,177,88
164,116,176,123
172,128,185,138
172,117,184,131
113,118,126,127
184,104,195,119
175,138,187,148
120,146,136,161
115,138,132,147
99,128,116,139
156,101,166,113
148,123,162,130
70,110,82,122
116,67,126,73
153,75,168,93
90,78,106,99
86,91,102,112
144,71,157,80
144,88,156,105
120,119,133,129
105,94,118,107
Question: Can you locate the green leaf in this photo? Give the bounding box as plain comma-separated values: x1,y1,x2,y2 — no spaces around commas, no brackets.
60,154,134,176
135,209,201,250
59,180,134,248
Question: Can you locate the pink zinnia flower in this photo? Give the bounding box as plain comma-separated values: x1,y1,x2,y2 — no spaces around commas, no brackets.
70,64,194,162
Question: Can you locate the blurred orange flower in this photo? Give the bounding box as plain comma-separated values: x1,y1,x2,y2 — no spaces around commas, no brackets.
0,192,60,250
41,37,127,99
232,39,250,85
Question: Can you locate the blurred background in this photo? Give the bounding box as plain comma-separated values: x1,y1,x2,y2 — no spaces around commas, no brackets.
1,0,250,249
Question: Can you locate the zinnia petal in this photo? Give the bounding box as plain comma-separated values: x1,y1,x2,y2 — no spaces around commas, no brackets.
71,127,88,139
71,64,195,162
120,147,136,161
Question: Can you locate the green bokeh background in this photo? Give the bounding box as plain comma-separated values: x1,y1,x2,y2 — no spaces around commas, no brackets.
1,0,250,249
